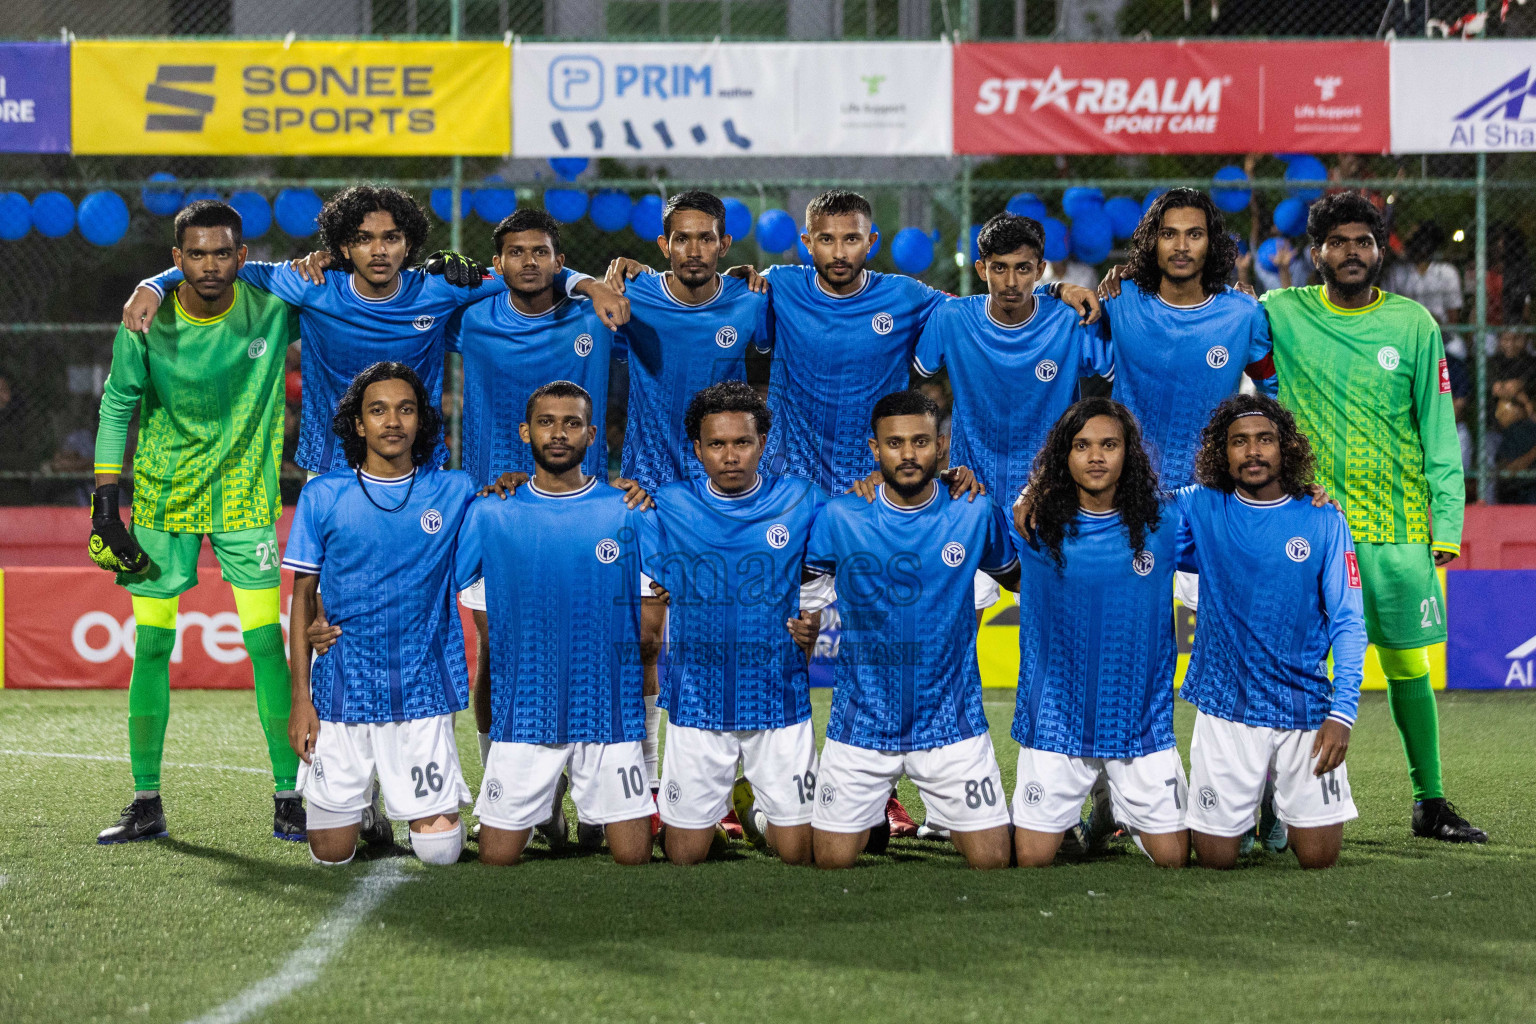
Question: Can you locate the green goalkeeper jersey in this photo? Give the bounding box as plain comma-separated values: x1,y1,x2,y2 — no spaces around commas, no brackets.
95,281,299,534
1262,285,1463,554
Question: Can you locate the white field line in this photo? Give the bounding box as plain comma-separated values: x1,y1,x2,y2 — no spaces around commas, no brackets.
184,860,412,1024
0,748,268,775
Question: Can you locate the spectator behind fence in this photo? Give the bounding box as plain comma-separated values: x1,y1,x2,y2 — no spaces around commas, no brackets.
1493,382,1536,504
0,371,57,504
1386,221,1463,326
1469,222,1533,326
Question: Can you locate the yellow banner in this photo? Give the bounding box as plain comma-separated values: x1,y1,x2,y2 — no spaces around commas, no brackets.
71,40,509,156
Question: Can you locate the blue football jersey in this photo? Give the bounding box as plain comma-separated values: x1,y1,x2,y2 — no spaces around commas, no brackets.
757,266,946,492
1174,487,1367,730
618,272,772,491
1011,505,1179,759
806,486,1017,752
282,466,474,724
645,473,826,731
448,292,617,488
455,477,655,745
914,294,1112,504
1104,282,1274,487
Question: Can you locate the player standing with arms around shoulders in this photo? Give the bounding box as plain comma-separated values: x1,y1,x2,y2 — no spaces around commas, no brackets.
1009,399,1188,868
1261,192,1486,844
1177,395,1366,869
805,390,1019,870
91,200,303,845
285,363,475,867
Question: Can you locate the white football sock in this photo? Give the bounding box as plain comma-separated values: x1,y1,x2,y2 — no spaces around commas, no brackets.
410,822,464,866
643,694,661,789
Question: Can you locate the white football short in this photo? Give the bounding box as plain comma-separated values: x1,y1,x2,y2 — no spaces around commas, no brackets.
1185,712,1358,837
659,720,819,829
811,734,1010,834
1174,570,1200,611
973,571,1001,612
299,714,471,823
458,578,486,612
1010,745,1187,835
475,740,653,833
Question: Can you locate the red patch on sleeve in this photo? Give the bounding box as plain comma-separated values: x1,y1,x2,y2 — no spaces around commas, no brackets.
1439,357,1451,394
1345,551,1362,589
1245,354,1276,381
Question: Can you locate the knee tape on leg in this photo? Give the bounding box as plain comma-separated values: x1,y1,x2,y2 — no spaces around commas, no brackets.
306,804,364,830
410,822,464,866
1378,645,1431,680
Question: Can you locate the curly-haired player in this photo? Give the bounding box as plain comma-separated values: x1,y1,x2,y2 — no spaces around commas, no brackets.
1175,393,1367,869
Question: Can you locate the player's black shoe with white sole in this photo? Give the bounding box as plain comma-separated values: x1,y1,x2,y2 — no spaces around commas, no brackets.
273,796,307,841
97,796,168,845
360,789,394,847
1412,798,1488,843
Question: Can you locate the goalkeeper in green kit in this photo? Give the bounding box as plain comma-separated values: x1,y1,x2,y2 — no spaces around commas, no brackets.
1257,192,1486,843
90,200,304,845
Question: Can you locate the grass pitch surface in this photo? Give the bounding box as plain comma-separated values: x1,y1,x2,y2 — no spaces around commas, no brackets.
1,689,1532,1024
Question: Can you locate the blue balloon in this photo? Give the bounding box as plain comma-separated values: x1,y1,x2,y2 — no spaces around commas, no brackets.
589,190,633,233
795,239,814,266
1104,196,1143,240
1062,187,1105,221
630,194,664,240
969,223,983,261
722,197,753,240
756,209,797,252
1041,216,1069,262
30,191,75,238
473,177,517,223
1273,196,1309,237
547,157,589,182
273,188,322,238
1273,152,1306,165
543,188,588,224
183,189,222,208
1257,236,1285,274
1069,209,1114,265
227,190,272,240
868,222,881,261
431,187,474,221
1005,192,1049,223
1284,155,1328,202
141,173,182,217
1211,165,1252,213
890,227,936,275
1142,189,1167,216
78,191,130,247
0,191,31,240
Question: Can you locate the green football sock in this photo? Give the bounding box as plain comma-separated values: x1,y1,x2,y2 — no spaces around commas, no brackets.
244,624,299,793
127,625,175,792
1386,673,1443,802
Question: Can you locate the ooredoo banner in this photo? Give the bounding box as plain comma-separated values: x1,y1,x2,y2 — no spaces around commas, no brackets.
954,41,1390,155
1391,40,1536,153
512,41,952,157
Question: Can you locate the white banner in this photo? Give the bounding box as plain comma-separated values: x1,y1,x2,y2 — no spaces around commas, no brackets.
512,41,952,157
1391,40,1536,153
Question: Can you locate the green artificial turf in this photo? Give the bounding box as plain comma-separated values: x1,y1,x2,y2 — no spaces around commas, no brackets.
1,689,1532,1024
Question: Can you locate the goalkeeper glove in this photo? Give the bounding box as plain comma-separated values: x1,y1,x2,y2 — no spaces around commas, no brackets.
88,484,150,575
420,250,487,289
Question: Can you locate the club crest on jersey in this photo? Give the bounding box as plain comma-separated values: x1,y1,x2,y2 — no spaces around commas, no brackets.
766,523,791,549
574,333,594,357
1206,345,1229,369
1286,537,1311,562
819,784,837,806
1132,550,1155,576
715,325,738,348
413,314,435,331
942,541,966,567
1197,786,1219,810
1022,781,1044,806
420,508,443,534
871,312,894,335
1377,346,1400,371
247,337,267,359
1035,359,1059,382
486,778,503,803
665,781,682,805
595,538,620,563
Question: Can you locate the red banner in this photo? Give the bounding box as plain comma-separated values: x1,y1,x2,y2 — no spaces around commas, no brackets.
954,41,1390,155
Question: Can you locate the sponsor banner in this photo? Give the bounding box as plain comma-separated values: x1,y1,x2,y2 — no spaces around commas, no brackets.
513,41,952,157
1446,570,1536,689
71,40,509,156
0,42,70,153
954,41,1390,155
1391,40,1536,153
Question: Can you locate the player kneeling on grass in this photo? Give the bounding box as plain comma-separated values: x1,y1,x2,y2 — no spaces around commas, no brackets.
456,382,661,867
1177,395,1365,870
285,362,474,867
1010,399,1189,869
646,381,826,866
806,390,1018,870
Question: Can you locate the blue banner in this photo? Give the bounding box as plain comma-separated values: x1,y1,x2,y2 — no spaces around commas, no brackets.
1446,570,1536,690
0,42,70,154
